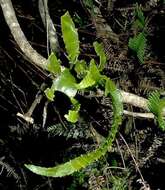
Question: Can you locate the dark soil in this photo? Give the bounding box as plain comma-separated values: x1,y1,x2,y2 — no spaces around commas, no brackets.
0,0,165,189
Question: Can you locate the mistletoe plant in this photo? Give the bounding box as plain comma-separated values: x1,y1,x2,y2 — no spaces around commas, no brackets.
25,12,123,177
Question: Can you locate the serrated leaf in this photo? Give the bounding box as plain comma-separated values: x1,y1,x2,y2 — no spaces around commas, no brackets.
44,88,55,101
93,41,107,71
52,69,77,98
47,53,61,74
25,79,123,177
61,12,80,63
64,110,79,123
128,32,146,64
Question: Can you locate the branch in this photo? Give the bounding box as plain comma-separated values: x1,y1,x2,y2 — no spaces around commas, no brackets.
0,0,47,70
120,90,148,110
38,0,59,54
123,110,154,119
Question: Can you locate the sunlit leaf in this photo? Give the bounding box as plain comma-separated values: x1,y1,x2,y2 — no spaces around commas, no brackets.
47,53,61,75
76,71,95,89
93,41,107,71
74,60,87,78
88,59,101,82
76,59,101,89
65,98,81,123
44,88,55,101
70,98,81,111
64,110,79,123
52,69,77,98
61,12,80,63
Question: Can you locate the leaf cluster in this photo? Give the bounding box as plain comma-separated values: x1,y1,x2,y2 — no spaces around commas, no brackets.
25,11,123,178
45,11,107,123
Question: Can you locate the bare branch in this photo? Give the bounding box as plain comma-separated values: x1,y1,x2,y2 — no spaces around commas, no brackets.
120,91,148,110
38,0,59,54
123,110,154,119
0,0,47,70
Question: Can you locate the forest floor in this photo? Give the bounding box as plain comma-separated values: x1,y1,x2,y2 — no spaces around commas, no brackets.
0,0,165,189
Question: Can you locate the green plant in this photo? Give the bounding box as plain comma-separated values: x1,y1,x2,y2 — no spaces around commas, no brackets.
148,91,165,131
25,11,123,178
128,4,147,64
45,11,107,123
109,175,128,190
67,171,87,190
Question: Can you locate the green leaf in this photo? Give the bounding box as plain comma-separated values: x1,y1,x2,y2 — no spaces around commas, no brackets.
65,98,81,123
52,69,77,98
148,91,165,130
25,78,123,177
105,78,115,96
61,12,80,63
93,41,107,71
74,60,87,78
64,110,79,123
128,32,146,64
70,98,81,111
133,4,146,30
76,59,101,89
44,88,55,101
105,78,123,116
76,71,95,89
47,53,61,75
89,59,101,82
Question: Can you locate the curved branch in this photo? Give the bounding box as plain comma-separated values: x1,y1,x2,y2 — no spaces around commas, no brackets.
0,0,47,70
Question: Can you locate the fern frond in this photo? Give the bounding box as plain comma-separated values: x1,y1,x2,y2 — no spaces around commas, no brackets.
47,123,91,139
148,91,165,130
25,79,123,177
133,4,146,30
128,32,146,64
0,160,19,181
